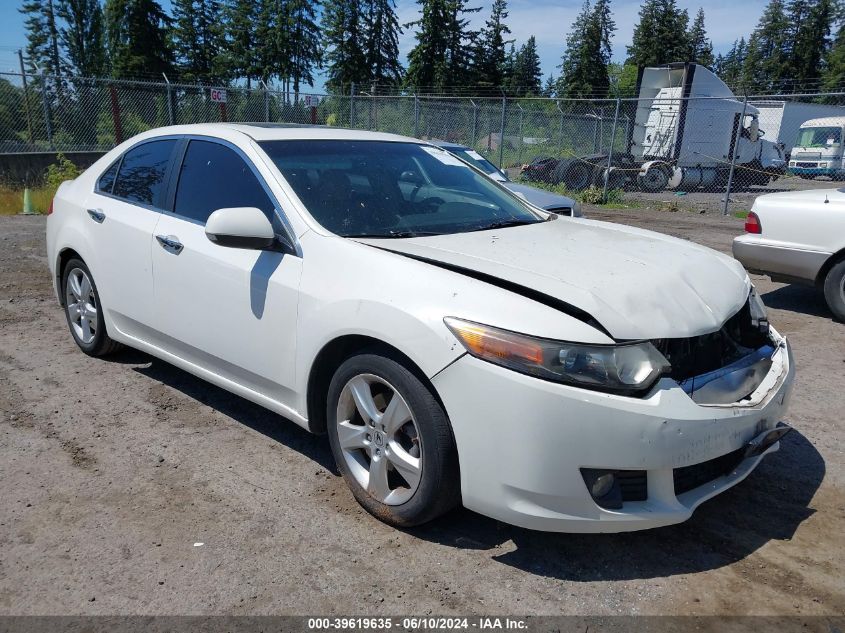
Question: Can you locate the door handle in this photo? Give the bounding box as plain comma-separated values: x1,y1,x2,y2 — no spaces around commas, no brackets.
155,234,184,254
86,208,105,223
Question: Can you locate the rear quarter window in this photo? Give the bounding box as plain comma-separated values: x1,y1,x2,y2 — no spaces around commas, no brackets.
96,161,119,194
112,139,177,207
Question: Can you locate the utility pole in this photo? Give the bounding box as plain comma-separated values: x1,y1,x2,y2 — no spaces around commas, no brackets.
17,50,34,144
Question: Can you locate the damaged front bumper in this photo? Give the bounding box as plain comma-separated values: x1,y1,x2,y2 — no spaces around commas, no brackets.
432,327,794,533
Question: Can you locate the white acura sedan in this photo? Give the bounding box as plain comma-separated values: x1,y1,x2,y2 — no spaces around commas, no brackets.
47,124,795,532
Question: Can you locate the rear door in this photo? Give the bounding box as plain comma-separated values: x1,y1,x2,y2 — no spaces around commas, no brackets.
150,138,302,406
85,138,178,339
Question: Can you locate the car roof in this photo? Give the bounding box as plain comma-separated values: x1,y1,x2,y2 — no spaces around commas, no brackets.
134,122,424,144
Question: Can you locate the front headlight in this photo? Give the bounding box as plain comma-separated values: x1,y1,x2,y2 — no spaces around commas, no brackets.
444,318,670,395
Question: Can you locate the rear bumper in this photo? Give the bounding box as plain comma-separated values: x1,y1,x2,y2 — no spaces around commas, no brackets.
432,329,794,533
733,236,830,284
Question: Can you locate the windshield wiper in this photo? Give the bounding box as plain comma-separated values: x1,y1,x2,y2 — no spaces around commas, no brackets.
467,218,539,232
345,230,442,238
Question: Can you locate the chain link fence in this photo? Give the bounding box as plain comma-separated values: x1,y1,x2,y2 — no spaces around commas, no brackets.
2,70,845,213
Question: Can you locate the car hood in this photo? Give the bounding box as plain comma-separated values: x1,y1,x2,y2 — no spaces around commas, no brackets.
357,219,750,340
502,182,577,210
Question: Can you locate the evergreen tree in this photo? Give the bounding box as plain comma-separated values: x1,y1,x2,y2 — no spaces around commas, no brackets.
511,36,542,96
324,0,368,92
105,0,172,79
715,37,747,87
788,0,835,90
475,0,512,89
171,0,224,82
626,0,689,67
220,0,259,86
56,0,106,77
687,8,714,68
822,22,845,93
741,0,790,92
20,0,64,75
406,0,480,92
558,0,615,98
406,0,448,90
284,0,323,97
254,0,282,84
542,73,556,97
364,0,404,88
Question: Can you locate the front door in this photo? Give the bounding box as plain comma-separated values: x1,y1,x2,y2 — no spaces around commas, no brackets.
151,138,302,407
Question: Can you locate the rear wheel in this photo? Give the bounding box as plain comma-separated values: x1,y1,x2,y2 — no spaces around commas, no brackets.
823,259,845,322
326,352,460,527
61,258,121,356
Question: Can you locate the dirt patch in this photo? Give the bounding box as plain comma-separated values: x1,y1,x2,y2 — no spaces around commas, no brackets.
0,213,842,616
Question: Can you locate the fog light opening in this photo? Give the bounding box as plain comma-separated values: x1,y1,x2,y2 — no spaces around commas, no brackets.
591,473,615,498
581,468,624,510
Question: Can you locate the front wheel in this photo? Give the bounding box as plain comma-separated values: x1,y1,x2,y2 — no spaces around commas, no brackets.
823,259,845,322
61,258,121,356
326,352,460,527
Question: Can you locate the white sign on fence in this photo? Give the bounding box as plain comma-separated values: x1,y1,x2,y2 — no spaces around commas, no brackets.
210,88,227,103
303,95,321,106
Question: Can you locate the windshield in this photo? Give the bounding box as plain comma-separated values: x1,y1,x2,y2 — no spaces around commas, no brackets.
259,140,542,237
447,147,503,177
796,126,842,148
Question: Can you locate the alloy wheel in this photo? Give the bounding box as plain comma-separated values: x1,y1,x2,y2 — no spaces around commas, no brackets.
65,267,98,345
335,373,422,505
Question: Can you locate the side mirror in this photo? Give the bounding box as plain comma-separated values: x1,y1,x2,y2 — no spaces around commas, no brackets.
748,118,760,143
205,207,277,250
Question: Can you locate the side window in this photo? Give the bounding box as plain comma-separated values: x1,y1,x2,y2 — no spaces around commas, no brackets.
97,161,119,194
174,140,276,224
113,139,176,207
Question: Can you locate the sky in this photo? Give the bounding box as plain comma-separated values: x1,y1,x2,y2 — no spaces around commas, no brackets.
0,0,770,91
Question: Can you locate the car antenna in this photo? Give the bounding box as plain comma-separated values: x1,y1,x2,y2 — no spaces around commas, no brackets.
825,194,829,204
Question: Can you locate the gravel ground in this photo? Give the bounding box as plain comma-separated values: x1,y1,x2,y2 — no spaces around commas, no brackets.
619,175,839,215
0,210,843,616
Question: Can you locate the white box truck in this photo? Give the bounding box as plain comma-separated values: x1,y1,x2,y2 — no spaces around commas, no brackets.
786,116,845,180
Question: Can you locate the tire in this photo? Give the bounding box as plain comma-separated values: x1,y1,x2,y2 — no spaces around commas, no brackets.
823,259,845,322
603,167,628,191
637,164,670,192
560,162,594,190
326,351,460,527
61,258,122,357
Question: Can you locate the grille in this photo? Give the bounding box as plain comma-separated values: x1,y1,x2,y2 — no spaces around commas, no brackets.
611,446,747,504
796,162,819,168
651,300,770,384
673,447,746,495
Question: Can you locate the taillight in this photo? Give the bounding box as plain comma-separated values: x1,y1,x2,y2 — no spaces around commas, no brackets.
745,211,761,234
47,198,54,215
